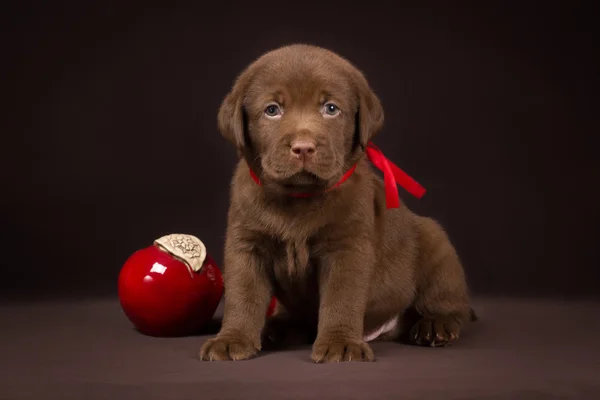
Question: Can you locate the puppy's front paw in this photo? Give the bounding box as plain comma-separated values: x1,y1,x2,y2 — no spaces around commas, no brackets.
199,333,259,361
311,339,374,363
410,316,461,347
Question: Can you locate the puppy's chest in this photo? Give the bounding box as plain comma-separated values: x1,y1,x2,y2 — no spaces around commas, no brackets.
267,237,320,313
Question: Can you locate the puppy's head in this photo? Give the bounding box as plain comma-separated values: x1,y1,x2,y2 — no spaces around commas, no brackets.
218,44,383,194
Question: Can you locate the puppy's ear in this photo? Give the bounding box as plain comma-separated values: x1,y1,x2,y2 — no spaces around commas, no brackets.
217,88,246,151
218,67,257,151
355,75,384,150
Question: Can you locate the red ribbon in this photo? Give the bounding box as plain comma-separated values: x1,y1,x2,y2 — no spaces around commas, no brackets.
365,142,426,208
248,141,426,208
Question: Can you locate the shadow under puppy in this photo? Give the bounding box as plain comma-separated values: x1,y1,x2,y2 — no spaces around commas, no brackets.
200,44,476,363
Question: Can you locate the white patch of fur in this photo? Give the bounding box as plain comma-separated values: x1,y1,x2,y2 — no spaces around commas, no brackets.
363,316,399,342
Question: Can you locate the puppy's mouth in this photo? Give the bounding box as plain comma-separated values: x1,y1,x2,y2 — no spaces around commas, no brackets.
259,163,333,194
280,171,328,189
259,149,346,195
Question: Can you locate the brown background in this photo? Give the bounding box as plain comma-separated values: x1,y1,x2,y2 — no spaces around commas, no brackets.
1,1,598,301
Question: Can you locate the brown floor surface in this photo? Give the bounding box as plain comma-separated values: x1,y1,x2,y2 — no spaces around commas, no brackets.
1,297,598,400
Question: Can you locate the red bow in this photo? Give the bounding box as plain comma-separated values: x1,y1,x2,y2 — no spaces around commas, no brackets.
248,141,426,208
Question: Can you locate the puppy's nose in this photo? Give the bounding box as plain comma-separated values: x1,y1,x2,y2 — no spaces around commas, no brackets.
290,140,316,161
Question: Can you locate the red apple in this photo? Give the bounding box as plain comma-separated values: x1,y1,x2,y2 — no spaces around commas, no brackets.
118,234,224,337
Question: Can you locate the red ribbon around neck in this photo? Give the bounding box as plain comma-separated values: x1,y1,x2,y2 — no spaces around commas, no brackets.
248,141,426,208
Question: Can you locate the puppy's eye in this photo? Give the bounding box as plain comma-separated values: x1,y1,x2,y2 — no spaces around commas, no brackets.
264,104,282,118
323,103,340,117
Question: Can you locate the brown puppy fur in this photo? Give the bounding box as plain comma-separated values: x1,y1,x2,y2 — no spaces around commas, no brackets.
200,44,475,363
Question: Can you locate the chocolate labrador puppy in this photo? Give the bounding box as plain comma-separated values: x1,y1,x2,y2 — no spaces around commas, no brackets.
200,44,475,362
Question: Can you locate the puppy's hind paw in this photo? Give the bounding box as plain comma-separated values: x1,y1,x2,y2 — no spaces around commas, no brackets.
410,316,461,347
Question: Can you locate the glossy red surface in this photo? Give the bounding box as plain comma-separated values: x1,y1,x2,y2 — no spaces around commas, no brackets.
118,244,224,337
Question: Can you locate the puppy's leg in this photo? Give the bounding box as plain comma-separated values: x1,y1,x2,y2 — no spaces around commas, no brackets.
410,217,473,347
311,245,375,363
199,238,272,361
